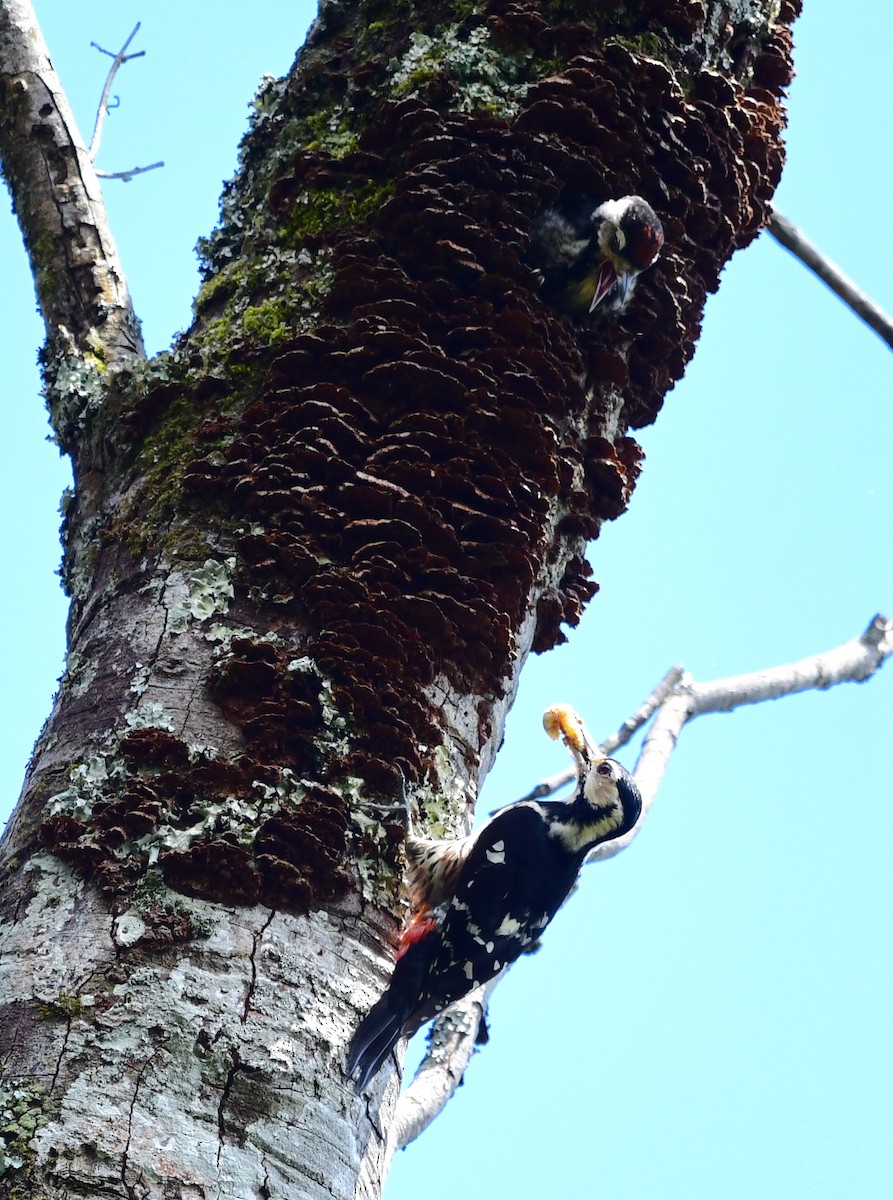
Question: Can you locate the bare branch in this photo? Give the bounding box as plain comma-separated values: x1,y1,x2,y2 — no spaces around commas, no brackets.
97,161,164,183
600,664,686,755
768,208,893,353
390,982,494,1157
590,613,893,864
395,615,891,1143
514,762,574,805
89,22,144,161
0,0,144,363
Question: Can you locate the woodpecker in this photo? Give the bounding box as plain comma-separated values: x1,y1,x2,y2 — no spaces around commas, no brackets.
345,704,642,1091
531,195,664,316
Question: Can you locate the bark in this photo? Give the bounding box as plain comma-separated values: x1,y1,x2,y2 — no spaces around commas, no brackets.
0,0,798,1196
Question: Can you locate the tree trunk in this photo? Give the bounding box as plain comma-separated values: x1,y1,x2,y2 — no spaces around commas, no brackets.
0,0,797,1196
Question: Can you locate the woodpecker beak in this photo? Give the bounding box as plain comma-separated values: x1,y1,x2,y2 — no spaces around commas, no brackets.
543,704,603,772
590,260,632,312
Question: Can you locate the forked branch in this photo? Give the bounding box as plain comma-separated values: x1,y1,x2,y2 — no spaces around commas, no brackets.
89,23,164,183
89,23,143,159
391,613,892,1151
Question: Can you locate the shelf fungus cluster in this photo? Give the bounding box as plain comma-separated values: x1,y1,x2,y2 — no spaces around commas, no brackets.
39,0,797,916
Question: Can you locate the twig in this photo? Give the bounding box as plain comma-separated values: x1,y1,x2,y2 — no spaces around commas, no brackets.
516,664,684,804
767,208,893,352
96,161,164,183
89,22,144,162
392,614,892,1148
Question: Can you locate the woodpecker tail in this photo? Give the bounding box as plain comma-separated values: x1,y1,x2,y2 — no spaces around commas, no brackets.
346,994,407,1092
346,932,439,1091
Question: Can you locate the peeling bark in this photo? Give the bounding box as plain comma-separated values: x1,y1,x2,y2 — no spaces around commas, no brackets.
0,0,799,1195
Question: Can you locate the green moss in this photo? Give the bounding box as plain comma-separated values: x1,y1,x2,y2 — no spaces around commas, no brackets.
241,299,292,345
192,264,246,319
34,994,86,1022
289,108,362,160
280,180,394,244
607,32,669,57
136,399,208,523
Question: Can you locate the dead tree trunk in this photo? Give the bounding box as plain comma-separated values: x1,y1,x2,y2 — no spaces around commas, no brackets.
0,0,797,1196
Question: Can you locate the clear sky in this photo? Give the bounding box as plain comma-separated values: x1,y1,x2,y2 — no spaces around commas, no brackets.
1,3,891,1198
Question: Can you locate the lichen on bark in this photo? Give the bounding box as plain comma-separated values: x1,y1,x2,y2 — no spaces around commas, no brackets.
0,0,799,1194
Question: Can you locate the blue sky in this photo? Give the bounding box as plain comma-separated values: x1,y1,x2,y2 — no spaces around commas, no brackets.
1,4,890,1198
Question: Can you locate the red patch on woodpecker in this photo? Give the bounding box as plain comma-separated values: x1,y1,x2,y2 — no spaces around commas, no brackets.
627,222,664,269
593,259,618,308
398,912,438,958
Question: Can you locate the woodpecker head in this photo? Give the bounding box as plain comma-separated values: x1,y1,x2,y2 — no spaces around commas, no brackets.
531,194,664,317
543,703,642,848
579,756,642,841
587,195,664,314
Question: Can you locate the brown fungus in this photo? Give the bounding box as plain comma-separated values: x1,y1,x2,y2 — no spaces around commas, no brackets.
41,0,796,913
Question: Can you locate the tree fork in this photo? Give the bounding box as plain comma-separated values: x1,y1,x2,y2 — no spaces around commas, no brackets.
0,1,798,1196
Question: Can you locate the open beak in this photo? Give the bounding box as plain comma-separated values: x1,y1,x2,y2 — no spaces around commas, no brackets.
590,261,632,312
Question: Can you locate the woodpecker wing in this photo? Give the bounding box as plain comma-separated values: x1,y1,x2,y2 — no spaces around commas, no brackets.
404,831,476,914
406,803,584,1032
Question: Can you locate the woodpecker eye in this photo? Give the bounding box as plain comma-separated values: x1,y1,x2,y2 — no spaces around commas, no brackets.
596,762,612,777
609,228,625,255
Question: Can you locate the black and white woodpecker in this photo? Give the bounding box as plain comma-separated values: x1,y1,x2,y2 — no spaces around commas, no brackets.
531,195,664,316
345,704,642,1092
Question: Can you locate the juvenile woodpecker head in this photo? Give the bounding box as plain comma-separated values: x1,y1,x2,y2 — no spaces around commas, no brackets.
531,194,664,317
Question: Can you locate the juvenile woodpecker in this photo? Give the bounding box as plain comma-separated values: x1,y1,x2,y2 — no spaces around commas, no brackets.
531,195,664,316
345,704,642,1091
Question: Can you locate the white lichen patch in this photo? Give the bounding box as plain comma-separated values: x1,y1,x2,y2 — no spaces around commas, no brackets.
2,856,391,1198
123,702,175,732
44,350,105,445
414,737,475,840
129,661,152,696
131,773,311,867
47,754,128,822
389,25,531,116
311,671,351,758
355,856,400,904
268,1038,297,1071
166,558,236,633
205,621,275,647
112,910,147,947
45,736,316,871
64,647,99,698
251,768,305,807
